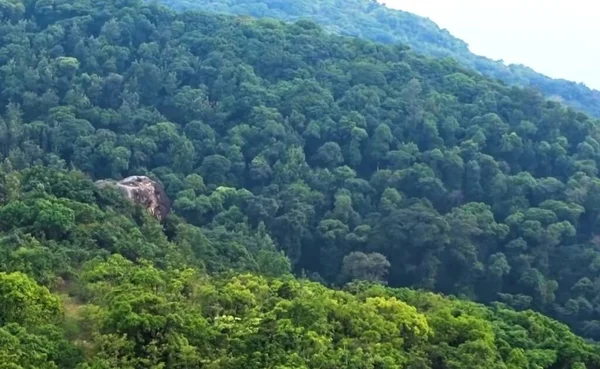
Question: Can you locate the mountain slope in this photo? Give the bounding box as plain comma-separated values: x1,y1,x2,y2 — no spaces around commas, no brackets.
4,0,600,343
1,166,599,368
157,0,600,117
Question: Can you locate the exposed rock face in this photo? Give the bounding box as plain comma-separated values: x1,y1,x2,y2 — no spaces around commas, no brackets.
96,176,170,220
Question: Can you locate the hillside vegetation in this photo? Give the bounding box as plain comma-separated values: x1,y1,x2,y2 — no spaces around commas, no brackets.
158,0,600,117
1,166,600,368
2,1,600,366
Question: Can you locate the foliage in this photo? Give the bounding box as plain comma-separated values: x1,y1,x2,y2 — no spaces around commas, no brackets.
1,2,600,367
0,166,290,285
158,0,600,118
1,0,600,338
7,254,600,369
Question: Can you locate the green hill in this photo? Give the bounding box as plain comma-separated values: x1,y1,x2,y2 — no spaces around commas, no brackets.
156,0,600,117
2,1,600,366
1,166,599,368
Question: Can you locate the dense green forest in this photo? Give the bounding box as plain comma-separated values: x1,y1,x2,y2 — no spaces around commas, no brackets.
2,167,600,368
3,0,600,366
156,0,600,118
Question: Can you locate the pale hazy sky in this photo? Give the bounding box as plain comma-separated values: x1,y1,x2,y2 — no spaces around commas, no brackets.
387,0,600,90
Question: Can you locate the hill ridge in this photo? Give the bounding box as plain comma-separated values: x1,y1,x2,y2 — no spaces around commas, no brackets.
155,0,600,117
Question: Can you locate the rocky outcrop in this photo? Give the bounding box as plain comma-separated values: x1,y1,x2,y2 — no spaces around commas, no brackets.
96,176,170,220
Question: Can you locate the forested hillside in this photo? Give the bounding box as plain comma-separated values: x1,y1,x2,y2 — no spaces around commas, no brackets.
1,166,600,368
157,0,600,117
2,0,600,364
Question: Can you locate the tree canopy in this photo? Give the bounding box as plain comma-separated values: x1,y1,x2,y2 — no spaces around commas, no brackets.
158,0,600,118
1,0,600,367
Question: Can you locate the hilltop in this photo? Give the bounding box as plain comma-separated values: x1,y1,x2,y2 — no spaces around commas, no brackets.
157,0,600,117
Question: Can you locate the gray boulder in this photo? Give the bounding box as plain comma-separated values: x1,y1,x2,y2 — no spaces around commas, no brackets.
96,176,170,220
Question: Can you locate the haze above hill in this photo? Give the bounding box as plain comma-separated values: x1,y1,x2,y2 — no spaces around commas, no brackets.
391,0,600,90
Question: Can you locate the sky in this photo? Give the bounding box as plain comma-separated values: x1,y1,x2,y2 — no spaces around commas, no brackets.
386,0,600,90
